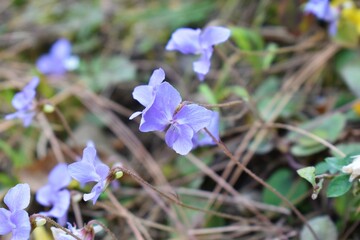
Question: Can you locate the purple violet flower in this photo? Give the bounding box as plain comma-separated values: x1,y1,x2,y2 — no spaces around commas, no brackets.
5,77,39,127
36,38,79,76
192,111,220,148
304,0,339,35
36,163,71,225
129,68,165,120
0,183,31,240
139,82,214,155
68,143,110,204
166,26,231,81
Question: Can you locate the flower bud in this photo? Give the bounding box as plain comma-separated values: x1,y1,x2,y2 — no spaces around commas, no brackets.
115,171,123,179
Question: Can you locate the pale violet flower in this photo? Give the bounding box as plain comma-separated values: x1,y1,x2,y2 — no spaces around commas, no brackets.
304,0,339,35
342,155,360,182
139,82,213,155
37,38,79,75
192,111,220,148
129,68,165,120
166,26,231,80
36,163,71,225
68,143,110,204
5,77,39,127
0,183,31,240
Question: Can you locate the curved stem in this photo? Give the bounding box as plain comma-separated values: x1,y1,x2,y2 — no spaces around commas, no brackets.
30,214,82,240
203,128,320,240
106,189,145,240
112,166,246,222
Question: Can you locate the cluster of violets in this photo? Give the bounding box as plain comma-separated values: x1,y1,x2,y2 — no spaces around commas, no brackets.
0,142,114,239
1,26,229,238
304,0,360,35
3,17,360,240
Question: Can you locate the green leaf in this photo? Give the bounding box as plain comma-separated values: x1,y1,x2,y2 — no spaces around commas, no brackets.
254,76,280,98
300,216,338,240
288,113,346,156
326,174,352,198
290,144,326,157
325,157,352,172
230,27,264,70
331,143,360,157
262,169,308,206
336,50,360,97
315,162,330,175
297,167,316,187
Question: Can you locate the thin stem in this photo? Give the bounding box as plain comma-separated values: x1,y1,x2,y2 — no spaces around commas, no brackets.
203,128,320,240
54,107,79,147
36,112,65,163
113,166,246,222
30,214,82,240
106,189,145,240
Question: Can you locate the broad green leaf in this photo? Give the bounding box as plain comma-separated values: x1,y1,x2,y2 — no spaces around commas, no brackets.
325,156,352,172
288,113,346,156
288,113,346,143
230,27,264,70
291,144,326,157
297,167,316,187
336,50,360,97
298,129,327,147
315,162,330,175
262,169,308,206
331,143,360,157
300,216,338,240
254,76,280,98
334,192,360,222
326,174,352,198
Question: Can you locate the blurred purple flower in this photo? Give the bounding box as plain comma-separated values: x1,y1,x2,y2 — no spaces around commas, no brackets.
304,0,339,35
129,68,165,120
0,183,31,240
166,26,231,80
139,82,213,155
36,163,71,225
192,111,220,148
5,77,39,127
36,38,79,76
68,143,110,204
